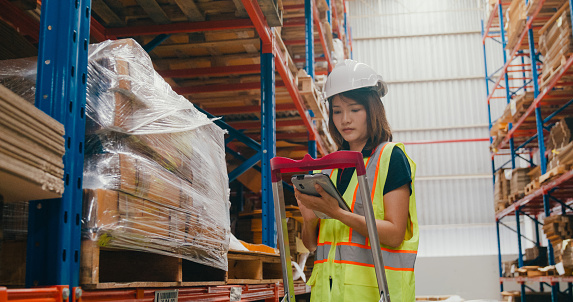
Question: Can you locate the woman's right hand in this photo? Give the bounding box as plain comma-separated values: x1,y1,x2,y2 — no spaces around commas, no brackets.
295,188,319,222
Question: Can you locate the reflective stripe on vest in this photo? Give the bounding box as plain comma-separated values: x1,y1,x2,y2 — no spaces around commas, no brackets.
334,244,416,271
317,143,417,271
315,242,331,264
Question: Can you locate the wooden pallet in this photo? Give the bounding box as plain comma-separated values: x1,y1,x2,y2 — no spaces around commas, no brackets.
80,241,283,289
495,199,510,213
525,179,540,195
539,164,571,184
80,240,227,289
227,250,283,284
508,191,525,203
297,70,328,119
540,53,573,89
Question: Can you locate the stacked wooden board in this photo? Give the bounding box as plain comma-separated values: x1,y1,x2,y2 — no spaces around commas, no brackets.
0,84,65,202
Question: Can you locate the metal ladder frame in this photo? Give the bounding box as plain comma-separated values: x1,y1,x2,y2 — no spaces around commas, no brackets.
270,151,391,302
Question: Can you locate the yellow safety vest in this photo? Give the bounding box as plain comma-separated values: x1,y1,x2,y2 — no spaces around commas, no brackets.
307,142,418,302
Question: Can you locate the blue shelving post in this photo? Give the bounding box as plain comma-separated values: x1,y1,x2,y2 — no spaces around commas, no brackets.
497,1,522,298
305,0,314,78
261,35,277,247
305,0,317,158
308,111,317,158
528,25,557,299
26,0,91,288
325,0,331,25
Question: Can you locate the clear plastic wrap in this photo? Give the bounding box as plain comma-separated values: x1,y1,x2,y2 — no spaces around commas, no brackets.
0,57,37,104
83,39,230,271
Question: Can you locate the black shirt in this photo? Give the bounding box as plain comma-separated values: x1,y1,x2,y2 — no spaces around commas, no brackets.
335,142,412,196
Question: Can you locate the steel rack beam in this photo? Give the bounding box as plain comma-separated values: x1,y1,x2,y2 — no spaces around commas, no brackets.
228,119,305,129
90,17,107,42
142,34,171,52
77,283,310,302
0,0,40,43
0,286,69,302
26,0,91,288
173,81,286,94
543,98,573,124
158,64,262,78
229,151,263,182
195,106,262,152
502,276,573,283
204,103,297,115
105,19,255,38
498,220,537,246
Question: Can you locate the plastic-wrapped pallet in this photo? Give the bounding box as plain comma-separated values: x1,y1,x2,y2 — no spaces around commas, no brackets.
83,39,230,271
0,57,38,104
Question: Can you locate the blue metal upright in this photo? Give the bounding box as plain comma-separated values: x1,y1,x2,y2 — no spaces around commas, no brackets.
325,0,331,25
496,221,504,292
516,210,526,302
498,2,517,170
483,19,504,293
261,45,277,248
26,0,91,288
305,0,314,78
527,5,560,300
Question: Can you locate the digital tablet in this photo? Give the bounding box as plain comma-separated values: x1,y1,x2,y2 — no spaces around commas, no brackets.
291,173,351,219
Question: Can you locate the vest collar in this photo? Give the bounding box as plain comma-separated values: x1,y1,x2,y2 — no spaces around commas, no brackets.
341,139,375,158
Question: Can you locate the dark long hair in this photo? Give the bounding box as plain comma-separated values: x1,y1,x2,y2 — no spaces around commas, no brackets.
328,88,392,150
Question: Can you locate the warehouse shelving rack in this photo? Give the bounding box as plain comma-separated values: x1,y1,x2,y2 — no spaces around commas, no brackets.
0,0,353,300
483,0,573,300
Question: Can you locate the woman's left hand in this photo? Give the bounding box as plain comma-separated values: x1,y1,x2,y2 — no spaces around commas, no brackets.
294,184,343,219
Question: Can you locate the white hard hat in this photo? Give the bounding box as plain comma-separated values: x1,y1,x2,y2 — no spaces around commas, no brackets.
324,59,388,99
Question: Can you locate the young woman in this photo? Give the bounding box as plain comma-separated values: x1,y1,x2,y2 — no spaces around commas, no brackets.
295,60,419,302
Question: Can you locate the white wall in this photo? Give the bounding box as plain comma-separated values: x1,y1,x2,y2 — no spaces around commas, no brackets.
415,255,521,299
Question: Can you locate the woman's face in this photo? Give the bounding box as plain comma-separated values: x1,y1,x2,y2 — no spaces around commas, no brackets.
331,95,369,151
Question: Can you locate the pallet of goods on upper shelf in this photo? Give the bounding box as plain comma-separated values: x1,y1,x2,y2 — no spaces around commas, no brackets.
296,69,328,120
505,0,528,51
542,215,573,274
539,117,573,183
81,39,232,287
509,167,531,202
526,0,567,19
509,92,535,123
525,166,541,195
494,169,511,213
0,83,65,202
539,2,573,89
